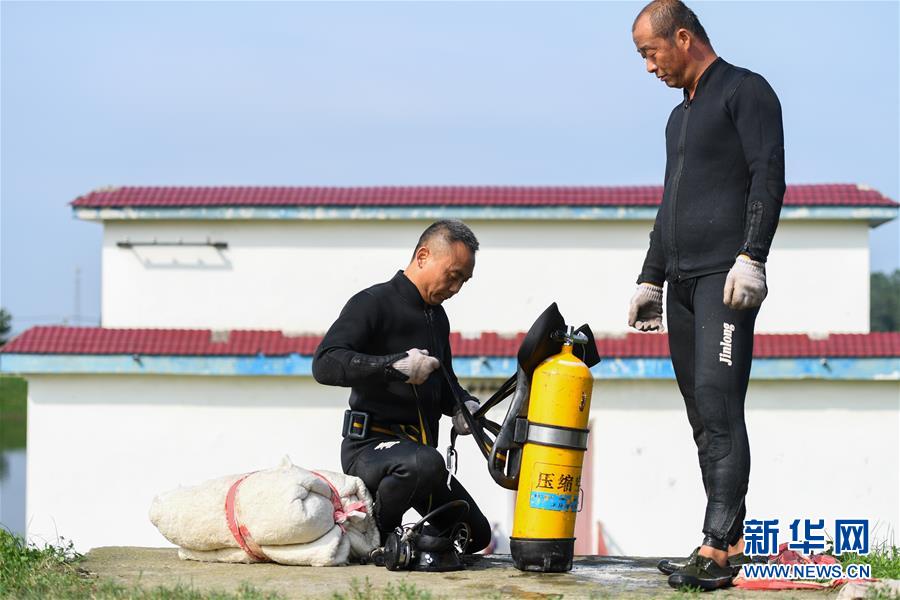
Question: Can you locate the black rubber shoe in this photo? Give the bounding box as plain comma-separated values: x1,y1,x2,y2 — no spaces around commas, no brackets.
657,547,699,575
667,554,735,591
659,549,768,577
726,552,769,577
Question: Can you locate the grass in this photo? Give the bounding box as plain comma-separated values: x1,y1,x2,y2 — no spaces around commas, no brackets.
0,528,282,599
0,375,27,451
331,578,436,600
669,586,703,599
837,542,900,580
865,587,900,600
0,530,439,600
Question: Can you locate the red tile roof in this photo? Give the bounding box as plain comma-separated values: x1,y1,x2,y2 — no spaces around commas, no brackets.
0,328,321,357
71,184,898,209
3,327,898,359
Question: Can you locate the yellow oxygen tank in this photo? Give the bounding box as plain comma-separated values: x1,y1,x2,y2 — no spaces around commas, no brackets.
510,327,593,572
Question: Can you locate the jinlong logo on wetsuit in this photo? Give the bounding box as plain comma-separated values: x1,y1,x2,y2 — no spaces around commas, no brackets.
719,322,736,367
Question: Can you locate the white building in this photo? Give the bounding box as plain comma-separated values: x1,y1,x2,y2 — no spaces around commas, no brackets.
2,184,898,556
76,184,896,335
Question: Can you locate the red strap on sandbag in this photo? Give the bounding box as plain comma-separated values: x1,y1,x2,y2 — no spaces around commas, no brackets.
224,472,269,562
311,471,367,533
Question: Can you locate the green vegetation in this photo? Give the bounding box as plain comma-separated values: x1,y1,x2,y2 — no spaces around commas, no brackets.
0,529,282,599
865,586,900,600
331,579,436,600
669,586,703,599
0,375,27,451
871,269,900,331
0,308,10,346
838,542,900,580
0,531,446,600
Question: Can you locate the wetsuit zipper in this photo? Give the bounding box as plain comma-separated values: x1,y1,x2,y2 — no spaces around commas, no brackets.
424,307,439,358
668,98,692,282
417,306,440,445
411,386,428,445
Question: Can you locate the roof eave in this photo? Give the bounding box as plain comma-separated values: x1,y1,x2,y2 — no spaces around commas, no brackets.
2,353,897,381
73,205,899,225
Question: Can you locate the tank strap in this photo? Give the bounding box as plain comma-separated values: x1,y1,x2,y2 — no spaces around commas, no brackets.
515,419,589,451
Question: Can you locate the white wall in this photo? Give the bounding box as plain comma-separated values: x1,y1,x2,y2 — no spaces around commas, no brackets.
761,222,869,333
24,374,515,553
26,375,342,551
26,374,898,555
101,219,870,335
591,379,900,556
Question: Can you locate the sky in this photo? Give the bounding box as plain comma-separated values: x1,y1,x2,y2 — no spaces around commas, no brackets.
1,1,898,334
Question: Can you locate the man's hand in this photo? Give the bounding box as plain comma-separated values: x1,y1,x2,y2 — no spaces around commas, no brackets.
391,348,440,385
627,283,664,331
723,255,767,310
452,400,481,435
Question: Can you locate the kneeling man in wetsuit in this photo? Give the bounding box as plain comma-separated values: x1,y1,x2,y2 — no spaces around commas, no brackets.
312,219,491,554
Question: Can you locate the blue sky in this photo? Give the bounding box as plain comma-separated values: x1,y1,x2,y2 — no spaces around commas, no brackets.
1,1,898,333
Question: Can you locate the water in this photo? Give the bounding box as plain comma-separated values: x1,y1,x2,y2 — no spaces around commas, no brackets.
0,449,26,537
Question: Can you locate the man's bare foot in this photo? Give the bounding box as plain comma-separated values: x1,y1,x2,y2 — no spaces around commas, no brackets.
728,537,744,557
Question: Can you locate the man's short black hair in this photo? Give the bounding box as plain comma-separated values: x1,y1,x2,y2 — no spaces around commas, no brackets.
412,220,479,258
634,0,711,47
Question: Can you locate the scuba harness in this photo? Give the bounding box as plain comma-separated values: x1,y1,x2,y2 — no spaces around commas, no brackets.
443,303,601,572
444,303,600,491
367,303,600,573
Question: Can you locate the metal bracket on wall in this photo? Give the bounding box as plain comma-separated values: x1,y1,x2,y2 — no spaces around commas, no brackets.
116,237,228,250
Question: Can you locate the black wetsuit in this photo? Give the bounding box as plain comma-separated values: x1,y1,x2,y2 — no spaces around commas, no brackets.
639,57,785,285
313,271,491,551
638,58,785,549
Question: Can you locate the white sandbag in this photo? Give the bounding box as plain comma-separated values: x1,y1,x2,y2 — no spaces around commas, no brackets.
149,456,378,566
177,526,348,567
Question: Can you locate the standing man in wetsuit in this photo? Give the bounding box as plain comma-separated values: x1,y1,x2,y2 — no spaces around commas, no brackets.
628,0,785,590
313,220,491,555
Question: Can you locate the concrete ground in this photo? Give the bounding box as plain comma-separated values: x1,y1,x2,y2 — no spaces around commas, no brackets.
81,548,848,599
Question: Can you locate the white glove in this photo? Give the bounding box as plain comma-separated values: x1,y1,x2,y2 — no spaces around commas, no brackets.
723,255,767,310
392,348,440,385
627,283,664,332
452,400,481,435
